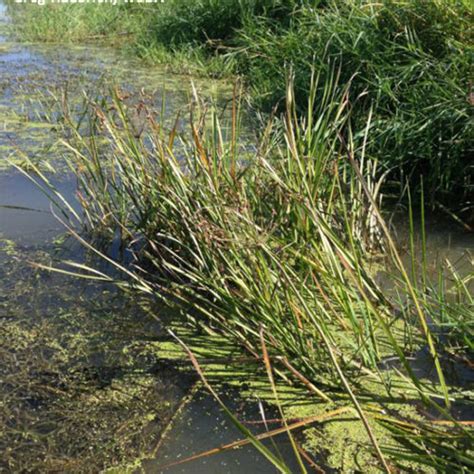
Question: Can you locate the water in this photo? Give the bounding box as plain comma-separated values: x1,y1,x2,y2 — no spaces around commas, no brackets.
0,171,72,242
144,390,310,473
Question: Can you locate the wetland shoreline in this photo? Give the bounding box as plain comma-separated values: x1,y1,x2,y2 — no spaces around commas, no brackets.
1,2,473,473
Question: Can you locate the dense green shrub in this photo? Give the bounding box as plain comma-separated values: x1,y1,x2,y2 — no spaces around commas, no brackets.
136,0,300,49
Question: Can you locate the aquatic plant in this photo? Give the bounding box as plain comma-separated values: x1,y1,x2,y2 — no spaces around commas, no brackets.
21,71,473,471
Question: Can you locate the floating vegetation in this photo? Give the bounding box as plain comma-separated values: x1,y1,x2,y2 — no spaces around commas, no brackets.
0,241,199,472
0,29,232,173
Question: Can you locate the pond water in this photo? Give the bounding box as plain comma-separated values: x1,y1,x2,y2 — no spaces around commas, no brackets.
1,3,472,473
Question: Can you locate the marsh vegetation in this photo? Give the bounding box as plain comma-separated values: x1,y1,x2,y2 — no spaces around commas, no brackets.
8,0,473,212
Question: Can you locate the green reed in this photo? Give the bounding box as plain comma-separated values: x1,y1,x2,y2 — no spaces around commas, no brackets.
20,72,473,472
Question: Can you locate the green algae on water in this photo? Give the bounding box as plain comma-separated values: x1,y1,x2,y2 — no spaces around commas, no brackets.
0,243,195,472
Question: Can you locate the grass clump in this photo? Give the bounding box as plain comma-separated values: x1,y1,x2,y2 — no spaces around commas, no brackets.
233,0,473,211
27,71,473,471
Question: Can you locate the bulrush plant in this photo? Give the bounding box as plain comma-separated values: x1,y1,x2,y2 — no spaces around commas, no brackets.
22,75,473,471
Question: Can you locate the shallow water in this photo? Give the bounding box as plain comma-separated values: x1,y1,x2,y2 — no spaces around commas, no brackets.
143,389,309,474
0,171,71,242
